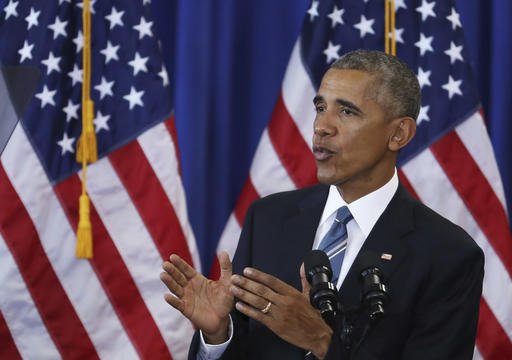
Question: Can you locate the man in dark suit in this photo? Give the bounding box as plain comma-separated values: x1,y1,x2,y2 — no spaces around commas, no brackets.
160,50,484,359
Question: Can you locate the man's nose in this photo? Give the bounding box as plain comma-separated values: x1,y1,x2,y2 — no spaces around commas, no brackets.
314,115,335,137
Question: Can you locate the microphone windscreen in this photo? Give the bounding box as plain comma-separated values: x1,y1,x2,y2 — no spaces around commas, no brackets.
304,250,332,282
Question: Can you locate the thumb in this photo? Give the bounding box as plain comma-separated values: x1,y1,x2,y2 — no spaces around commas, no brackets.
218,251,232,281
300,262,311,297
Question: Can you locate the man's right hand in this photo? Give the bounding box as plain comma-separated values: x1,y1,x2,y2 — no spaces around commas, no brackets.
160,251,234,344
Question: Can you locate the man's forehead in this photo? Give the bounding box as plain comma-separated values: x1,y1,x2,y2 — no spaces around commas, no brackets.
322,68,376,84
318,69,377,99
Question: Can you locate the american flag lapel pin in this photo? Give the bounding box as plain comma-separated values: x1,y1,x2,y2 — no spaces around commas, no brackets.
381,253,392,261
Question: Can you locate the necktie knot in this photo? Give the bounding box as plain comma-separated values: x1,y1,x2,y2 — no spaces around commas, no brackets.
335,206,353,225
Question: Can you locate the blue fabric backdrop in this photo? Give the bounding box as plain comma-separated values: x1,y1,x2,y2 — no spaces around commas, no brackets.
152,0,511,274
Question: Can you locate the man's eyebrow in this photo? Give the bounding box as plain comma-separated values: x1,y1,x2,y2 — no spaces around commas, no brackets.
336,98,363,114
313,96,364,115
313,95,323,104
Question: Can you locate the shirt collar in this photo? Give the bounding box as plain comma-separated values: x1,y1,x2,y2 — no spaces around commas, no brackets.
320,169,399,237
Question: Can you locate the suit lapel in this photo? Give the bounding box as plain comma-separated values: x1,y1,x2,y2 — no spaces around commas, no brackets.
279,185,329,288
339,185,415,310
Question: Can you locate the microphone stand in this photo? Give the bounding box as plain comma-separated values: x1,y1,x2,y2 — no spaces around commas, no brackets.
346,266,390,359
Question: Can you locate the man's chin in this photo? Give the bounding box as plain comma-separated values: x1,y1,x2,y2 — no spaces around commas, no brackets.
316,171,343,186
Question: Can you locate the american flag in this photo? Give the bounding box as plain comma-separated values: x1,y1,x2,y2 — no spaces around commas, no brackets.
213,0,512,359
0,0,199,359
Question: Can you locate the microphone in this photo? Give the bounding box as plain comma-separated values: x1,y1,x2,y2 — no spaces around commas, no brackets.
304,250,339,329
357,252,389,324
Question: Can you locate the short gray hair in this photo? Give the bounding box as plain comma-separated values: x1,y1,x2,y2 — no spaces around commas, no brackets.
330,50,421,121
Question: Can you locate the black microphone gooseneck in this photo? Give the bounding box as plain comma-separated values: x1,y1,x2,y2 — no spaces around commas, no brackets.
361,267,389,323
350,251,390,358
304,250,391,359
304,250,340,330
358,252,389,324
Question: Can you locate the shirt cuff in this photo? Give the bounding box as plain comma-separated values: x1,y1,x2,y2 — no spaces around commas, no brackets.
197,316,233,360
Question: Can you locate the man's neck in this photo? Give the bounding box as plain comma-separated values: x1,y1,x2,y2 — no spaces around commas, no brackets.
336,167,396,203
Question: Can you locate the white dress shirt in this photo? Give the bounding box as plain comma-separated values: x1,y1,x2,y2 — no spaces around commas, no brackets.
198,169,399,358
313,169,398,288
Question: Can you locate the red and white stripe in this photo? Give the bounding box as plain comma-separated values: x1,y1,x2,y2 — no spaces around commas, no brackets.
0,117,199,359
215,39,512,359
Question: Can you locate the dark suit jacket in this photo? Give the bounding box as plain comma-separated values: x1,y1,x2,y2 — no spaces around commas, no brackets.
190,184,484,359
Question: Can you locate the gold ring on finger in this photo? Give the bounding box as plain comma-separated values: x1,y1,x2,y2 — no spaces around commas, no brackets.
261,301,272,314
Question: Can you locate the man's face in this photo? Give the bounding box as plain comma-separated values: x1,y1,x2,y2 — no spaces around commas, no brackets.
312,68,397,198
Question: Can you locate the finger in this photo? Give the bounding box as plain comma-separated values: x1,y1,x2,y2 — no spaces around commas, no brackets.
163,292,185,313
235,301,270,326
169,254,197,281
162,261,188,287
231,274,279,304
242,267,295,295
230,283,273,312
218,251,232,281
160,271,184,298
300,263,310,297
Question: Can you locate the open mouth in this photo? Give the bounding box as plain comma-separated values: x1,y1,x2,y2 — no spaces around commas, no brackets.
312,145,335,161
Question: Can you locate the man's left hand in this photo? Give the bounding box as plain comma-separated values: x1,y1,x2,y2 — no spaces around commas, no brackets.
230,266,333,359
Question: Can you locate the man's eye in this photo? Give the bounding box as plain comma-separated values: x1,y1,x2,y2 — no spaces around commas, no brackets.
315,105,326,112
340,108,354,116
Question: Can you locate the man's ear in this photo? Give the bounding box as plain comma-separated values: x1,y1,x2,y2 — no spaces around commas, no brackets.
388,117,416,151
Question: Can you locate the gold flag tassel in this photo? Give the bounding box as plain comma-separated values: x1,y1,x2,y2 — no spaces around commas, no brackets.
76,0,96,259
384,0,397,56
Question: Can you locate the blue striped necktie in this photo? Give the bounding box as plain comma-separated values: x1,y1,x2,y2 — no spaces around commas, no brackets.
319,206,353,285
